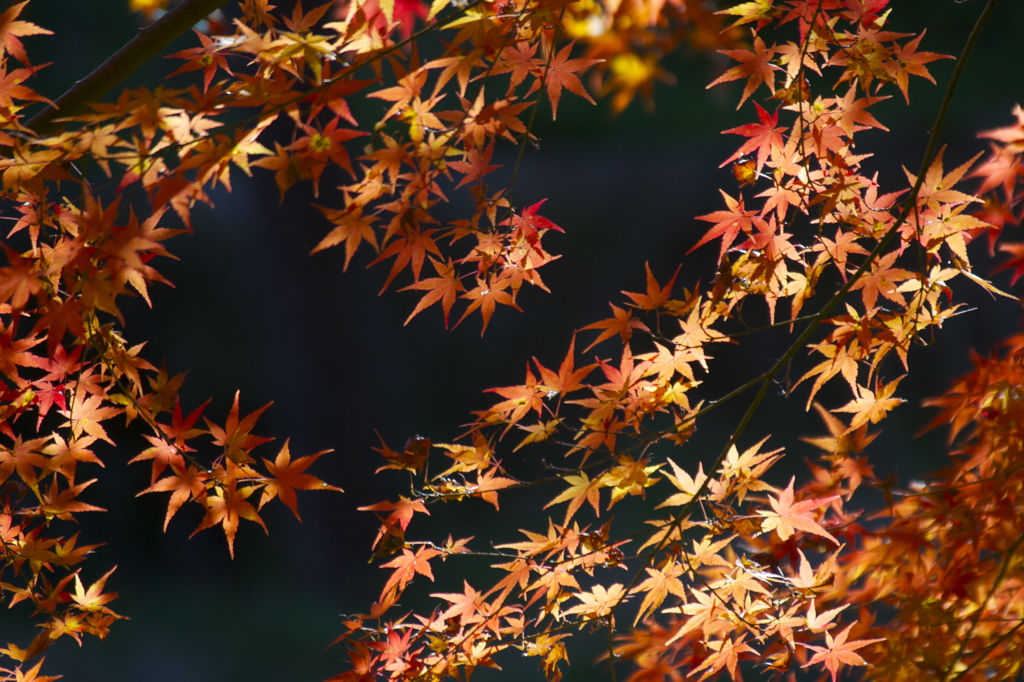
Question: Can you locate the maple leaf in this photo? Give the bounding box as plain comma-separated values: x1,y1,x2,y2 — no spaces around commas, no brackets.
691,635,757,682
41,434,100,485
688,190,757,262
884,31,951,104
190,479,268,559
580,303,649,351
542,42,601,120
483,364,547,428
757,477,840,545
716,0,775,29
139,463,210,531
533,334,595,396
633,562,686,625
720,102,786,174
205,391,274,464
804,598,848,633
379,546,441,601
604,455,661,507
601,50,675,115
718,437,780,502
374,433,431,474
847,250,913,311
790,548,839,594
665,587,727,644
312,204,378,268
0,434,49,486
4,657,62,682
797,342,861,408
801,622,885,682
685,534,734,571
563,583,628,620
250,142,302,201
544,471,602,523
431,580,486,626
60,392,121,446
399,257,465,327
905,147,984,217
259,440,340,520
360,496,429,557
167,30,235,93
434,433,492,476
812,229,870,282
155,397,211,452
0,1,52,65
706,36,780,109
71,567,118,613
834,376,906,432
802,402,879,458
472,466,518,510
455,274,519,335
622,263,681,311
448,143,501,189
507,198,564,244
658,459,711,508
828,88,890,138
128,435,183,485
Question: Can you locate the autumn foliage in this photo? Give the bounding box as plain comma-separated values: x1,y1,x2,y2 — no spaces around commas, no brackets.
0,0,1023,679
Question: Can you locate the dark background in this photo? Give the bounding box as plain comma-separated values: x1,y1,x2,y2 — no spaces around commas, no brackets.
3,0,1022,680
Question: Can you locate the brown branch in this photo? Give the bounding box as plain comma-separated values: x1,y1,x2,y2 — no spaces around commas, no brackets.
26,0,231,136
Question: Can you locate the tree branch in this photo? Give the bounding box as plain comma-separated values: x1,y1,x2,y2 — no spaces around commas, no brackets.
26,0,231,135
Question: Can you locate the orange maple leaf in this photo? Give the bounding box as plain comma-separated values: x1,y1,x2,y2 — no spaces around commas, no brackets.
834,376,906,432
190,479,267,559
706,36,780,109
473,465,517,510
544,471,603,523
688,190,757,262
563,583,627,620
380,545,441,600
802,622,885,682
139,463,210,531
0,1,52,65
312,204,378,268
622,263,681,311
542,42,600,120
431,580,486,625
532,334,596,397
580,303,649,351
71,566,118,613
456,274,519,335
259,440,340,520
757,477,839,545
399,257,465,327
205,391,274,464
884,31,951,104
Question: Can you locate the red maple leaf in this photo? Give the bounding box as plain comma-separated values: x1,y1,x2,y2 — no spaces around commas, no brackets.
720,102,786,173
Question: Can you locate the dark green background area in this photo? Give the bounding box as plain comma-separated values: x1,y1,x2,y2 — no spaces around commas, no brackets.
3,1,1022,680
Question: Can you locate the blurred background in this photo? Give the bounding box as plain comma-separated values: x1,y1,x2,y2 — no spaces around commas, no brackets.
3,0,1023,679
